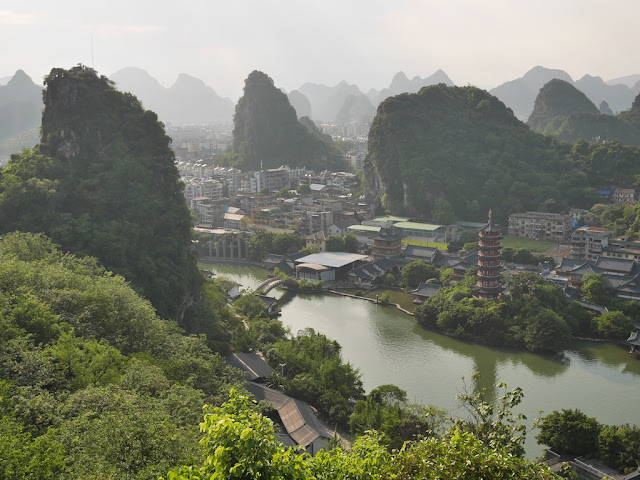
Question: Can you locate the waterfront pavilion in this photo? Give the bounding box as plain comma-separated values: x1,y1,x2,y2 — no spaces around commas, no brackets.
294,252,370,282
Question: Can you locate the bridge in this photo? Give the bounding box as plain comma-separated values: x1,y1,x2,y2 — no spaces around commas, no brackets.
253,277,289,294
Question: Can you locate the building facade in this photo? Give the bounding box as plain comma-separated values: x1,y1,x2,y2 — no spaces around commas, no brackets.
570,226,611,262
507,212,572,241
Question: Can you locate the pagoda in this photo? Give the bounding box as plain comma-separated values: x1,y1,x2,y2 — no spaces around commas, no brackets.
473,210,504,300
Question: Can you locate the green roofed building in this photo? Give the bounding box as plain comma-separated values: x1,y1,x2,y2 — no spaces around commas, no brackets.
394,221,445,241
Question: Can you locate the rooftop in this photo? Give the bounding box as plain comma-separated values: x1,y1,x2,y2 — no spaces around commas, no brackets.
295,252,370,268
394,221,442,231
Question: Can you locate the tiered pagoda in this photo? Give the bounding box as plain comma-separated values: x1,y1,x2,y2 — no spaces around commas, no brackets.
473,210,504,300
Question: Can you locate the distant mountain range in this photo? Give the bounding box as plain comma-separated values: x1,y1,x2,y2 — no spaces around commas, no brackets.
109,67,235,125
3,66,640,158
490,66,640,121
0,70,43,158
527,78,640,145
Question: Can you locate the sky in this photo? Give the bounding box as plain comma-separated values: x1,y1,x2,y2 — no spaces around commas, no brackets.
2,0,639,101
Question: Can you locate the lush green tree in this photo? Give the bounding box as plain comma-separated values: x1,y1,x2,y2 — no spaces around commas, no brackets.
581,273,609,305
453,376,528,457
594,310,633,339
402,260,438,288
433,198,456,224
165,389,562,480
523,309,571,353
297,183,311,194
598,424,640,474
536,409,601,455
326,234,346,252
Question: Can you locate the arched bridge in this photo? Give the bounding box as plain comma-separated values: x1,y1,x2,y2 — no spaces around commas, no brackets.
253,277,292,294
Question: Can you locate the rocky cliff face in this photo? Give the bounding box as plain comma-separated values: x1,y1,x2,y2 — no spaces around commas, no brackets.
232,70,345,171
34,65,200,320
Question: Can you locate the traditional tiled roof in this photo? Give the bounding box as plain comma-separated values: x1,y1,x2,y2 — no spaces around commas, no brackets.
411,282,441,298
555,258,585,273
245,383,333,448
403,245,440,260
594,256,635,275
479,210,502,233
263,254,284,264
373,227,403,242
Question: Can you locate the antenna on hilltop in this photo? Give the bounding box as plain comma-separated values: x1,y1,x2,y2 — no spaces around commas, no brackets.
91,35,94,69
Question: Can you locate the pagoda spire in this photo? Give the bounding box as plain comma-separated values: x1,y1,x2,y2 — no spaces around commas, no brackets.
473,210,504,300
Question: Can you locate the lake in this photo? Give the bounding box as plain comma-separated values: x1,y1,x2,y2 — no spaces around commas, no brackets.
200,261,640,457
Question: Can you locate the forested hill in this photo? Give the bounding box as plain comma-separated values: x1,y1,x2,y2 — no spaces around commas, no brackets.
0,65,200,321
229,70,347,171
528,80,640,146
363,84,602,223
527,79,599,134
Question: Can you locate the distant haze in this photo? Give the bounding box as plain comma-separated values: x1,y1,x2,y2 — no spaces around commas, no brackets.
2,0,639,101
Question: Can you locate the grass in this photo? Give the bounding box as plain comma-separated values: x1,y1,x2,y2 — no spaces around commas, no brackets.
500,236,559,252
402,239,448,250
402,236,558,254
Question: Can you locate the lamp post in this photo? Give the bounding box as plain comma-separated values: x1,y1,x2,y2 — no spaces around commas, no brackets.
279,363,286,376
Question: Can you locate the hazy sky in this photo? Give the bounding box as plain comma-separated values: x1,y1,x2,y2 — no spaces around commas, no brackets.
2,0,638,100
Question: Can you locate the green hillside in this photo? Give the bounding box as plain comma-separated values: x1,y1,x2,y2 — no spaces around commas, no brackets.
363,84,598,223
0,66,200,321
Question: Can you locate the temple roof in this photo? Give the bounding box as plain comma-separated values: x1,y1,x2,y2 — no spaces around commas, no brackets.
479,210,502,233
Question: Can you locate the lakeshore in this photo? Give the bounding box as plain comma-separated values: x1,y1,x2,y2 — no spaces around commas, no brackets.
200,261,640,459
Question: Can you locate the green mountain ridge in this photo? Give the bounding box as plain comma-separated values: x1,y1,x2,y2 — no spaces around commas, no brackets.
528,79,640,145
363,83,604,222
527,79,599,134
0,65,200,321
230,70,347,171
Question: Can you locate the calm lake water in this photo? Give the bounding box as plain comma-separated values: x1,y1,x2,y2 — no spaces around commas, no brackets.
200,261,640,457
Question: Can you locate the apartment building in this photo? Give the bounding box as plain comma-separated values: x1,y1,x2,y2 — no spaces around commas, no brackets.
508,212,572,241
570,226,611,262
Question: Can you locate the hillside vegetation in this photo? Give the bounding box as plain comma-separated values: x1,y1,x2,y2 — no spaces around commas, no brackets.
364,84,600,223
227,70,347,171
528,79,640,145
0,232,239,479
0,66,200,321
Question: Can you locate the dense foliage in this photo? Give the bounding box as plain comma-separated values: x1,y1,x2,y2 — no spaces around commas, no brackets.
247,230,304,260
527,79,600,134
537,409,640,474
401,260,438,288
0,232,239,479
164,389,562,480
363,84,601,223
0,66,200,321
417,272,571,352
227,71,347,171
536,409,602,456
265,328,365,428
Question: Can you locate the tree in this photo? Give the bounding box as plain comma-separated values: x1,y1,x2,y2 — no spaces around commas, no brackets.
326,235,346,252
165,389,562,480
581,273,609,305
523,309,571,353
536,409,601,455
402,261,438,288
453,375,529,457
433,198,456,225
595,310,633,339
598,424,640,474
297,183,311,194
